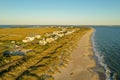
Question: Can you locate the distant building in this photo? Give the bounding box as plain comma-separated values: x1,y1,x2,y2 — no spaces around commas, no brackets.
39,38,47,45
53,36,59,40
21,29,75,45
57,34,64,37
22,36,35,43
22,34,41,43
11,41,15,44
22,40,28,43
46,37,55,43
35,34,41,39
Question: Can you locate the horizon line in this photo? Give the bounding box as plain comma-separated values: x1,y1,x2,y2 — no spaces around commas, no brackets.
0,24,120,26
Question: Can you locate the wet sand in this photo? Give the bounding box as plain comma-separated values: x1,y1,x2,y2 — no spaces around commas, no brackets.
54,29,99,80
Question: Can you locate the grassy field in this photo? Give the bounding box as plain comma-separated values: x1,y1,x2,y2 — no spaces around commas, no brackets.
0,27,91,80
0,27,59,40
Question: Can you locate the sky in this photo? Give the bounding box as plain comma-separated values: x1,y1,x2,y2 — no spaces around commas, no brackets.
0,0,120,25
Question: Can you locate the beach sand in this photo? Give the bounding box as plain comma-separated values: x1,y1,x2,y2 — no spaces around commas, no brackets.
54,29,99,80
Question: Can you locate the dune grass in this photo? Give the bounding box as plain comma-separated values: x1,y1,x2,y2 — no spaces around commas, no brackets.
0,27,91,80
0,27,59,40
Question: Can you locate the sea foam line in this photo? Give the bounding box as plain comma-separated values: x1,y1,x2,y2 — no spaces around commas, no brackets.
91,28,113,80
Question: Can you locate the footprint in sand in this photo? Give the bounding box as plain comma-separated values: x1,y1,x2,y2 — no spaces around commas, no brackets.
70,72,73,75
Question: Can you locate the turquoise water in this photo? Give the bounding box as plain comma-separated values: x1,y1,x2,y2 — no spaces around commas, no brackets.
93,27,120,80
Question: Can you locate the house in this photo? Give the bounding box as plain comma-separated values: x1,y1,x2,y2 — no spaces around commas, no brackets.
39,40,47,45
65,31,72,35
39,38,47,45
45,33,52,37
26,37,35,41
57,34,64,37
53,36,59,40
46,37,55,43
53,31,59,35
35,34,41,39
11,41,15,44
22,36,35,43
61,28,67,32
22,40,28,43
14,45,22,52
65,30,75,35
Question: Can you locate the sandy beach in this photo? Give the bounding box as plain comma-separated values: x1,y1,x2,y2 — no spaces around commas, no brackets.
54,29,99,80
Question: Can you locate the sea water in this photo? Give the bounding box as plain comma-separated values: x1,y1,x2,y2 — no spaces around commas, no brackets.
93,26,120,80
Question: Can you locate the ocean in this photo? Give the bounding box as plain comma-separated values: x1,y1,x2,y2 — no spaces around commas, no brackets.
93,26,120,80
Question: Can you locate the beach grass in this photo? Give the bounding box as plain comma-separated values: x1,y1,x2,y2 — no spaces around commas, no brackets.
0,27,91,80
0,27,59,40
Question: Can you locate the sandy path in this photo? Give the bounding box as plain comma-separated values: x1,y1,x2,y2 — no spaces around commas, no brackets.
54,29,99,80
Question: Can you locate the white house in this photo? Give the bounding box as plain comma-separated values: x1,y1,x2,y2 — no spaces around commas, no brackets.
26,37,35,41
53,31,59,35
46,37,55,43
65,30,75,35
39,40,47,45
57,33,64,37
45,33,52,37
35,34,41,39
22,36,35,43
39,38,47,45
53,36,59,40
61,28,67,32
22,28,76,44
65,31,72,35
22,40,28,43
11,41,15,44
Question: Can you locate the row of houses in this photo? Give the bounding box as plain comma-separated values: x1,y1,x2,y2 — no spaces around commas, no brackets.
39,29,75,45
22,34,41,43
22,28,76,45
3,28,76,56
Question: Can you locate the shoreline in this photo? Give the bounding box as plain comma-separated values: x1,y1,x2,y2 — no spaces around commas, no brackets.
53,28,99,80
91,29,106,80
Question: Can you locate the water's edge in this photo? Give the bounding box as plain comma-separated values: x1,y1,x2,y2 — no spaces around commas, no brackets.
91,28,106,80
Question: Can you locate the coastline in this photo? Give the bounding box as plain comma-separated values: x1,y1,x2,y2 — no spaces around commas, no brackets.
91,29,106,80
53,28,99,80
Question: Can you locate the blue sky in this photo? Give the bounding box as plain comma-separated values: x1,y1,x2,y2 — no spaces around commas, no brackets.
0,0,120,25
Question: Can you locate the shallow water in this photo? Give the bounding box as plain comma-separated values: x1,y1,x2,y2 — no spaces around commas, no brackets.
93,26,120,80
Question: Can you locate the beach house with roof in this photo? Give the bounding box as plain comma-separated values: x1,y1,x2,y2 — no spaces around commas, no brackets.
35,34,41,39
39,38,47,45
22,36,35,43
46,37,55,43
